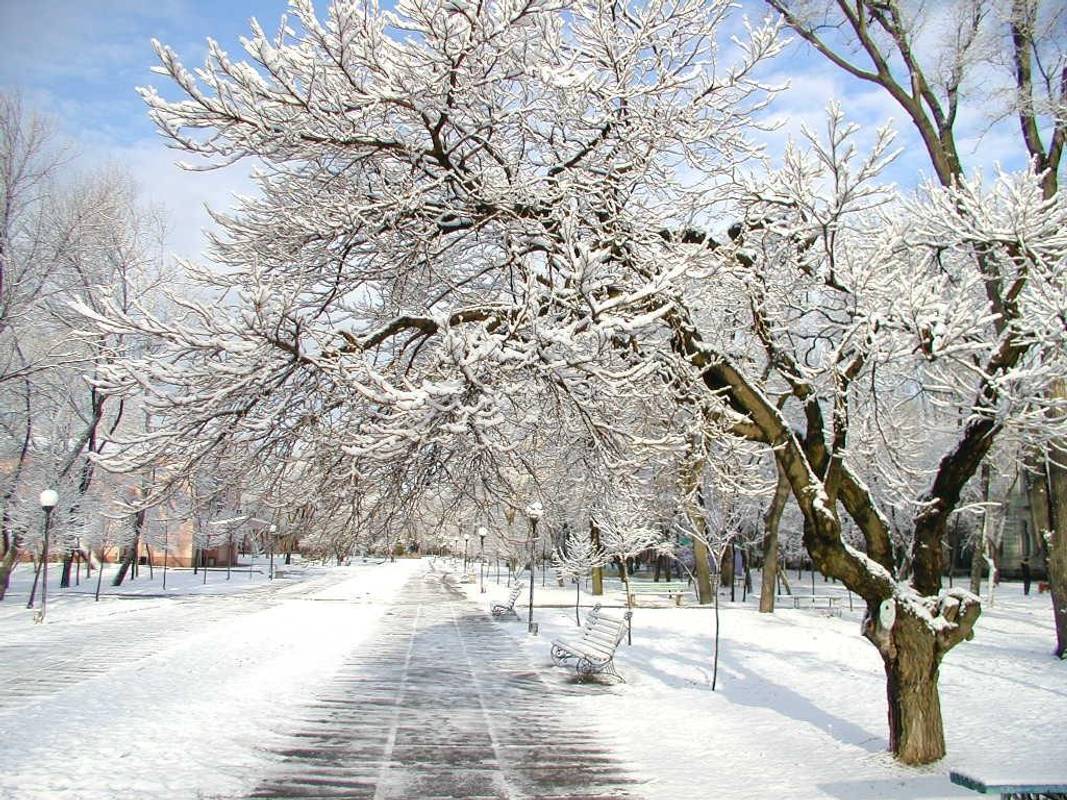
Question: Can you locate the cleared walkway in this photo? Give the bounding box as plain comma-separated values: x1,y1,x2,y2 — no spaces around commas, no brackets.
251,569,642,800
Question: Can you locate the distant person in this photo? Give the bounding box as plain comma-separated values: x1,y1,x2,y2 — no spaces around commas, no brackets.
1021,559,1032,596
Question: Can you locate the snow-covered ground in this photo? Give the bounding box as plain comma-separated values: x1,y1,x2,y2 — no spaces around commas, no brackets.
1,557,1063,799
461,566,1067,800
0,557,422,799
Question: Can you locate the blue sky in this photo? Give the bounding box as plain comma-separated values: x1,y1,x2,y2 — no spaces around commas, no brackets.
0,0,279,258
0,0,267,146
0,0,1033,261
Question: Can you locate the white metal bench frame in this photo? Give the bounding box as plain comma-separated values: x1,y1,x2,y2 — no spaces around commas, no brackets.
550,603,632,681
491,581,525,619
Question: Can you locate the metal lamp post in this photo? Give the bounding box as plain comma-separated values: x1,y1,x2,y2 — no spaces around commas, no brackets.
268,524,277,580
36,489,59,623
478,526,487,594
463,533,470,574
525,501,543,634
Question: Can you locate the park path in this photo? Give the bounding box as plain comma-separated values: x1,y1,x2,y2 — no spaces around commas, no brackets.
251,568,643,800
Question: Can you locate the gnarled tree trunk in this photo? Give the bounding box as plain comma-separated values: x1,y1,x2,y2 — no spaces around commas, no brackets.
863,596,979,764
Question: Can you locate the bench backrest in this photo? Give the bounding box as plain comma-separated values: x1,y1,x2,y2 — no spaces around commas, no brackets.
507,582,525,604
582,607,630,651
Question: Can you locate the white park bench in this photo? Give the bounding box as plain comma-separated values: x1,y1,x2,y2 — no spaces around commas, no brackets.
777,593,841,611
627,580,692,606
490,581,525,619
550,603,632,681
950,770,1067,799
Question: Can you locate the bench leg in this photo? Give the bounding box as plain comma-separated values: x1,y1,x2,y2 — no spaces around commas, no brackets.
575,657,623,683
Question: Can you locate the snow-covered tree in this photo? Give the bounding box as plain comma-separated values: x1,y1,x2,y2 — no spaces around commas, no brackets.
554,521,609,623
767,0,1067,666
80,0,1067,765
0,94,167,598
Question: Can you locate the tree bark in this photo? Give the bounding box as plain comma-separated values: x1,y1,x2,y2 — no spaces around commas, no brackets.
692,536,713,604
864,601,978,765
1025,413,1067,656
883,631,945,764
590,520,603,596
969,536,984,596
59,554,74,588
112,507,146,587
0,375,33,600
0,539,19,601
970,464,993,594
691,488,713,604
760,465,790,612
1045,380,1067,658
721,542,734,589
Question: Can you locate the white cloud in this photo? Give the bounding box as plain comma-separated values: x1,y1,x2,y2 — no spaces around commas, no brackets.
74,136,256,264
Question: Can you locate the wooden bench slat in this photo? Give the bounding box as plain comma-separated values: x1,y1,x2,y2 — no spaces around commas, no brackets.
584,631,621,648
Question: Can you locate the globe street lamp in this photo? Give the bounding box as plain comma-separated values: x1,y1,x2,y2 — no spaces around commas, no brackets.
478,526,487,594
36,489,59,623
525,501,543,634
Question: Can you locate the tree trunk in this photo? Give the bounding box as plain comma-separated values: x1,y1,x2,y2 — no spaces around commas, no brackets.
60,553,74,588
969,537,984,596
27,553,42,608
876,616,946,764
1046,461,1067,657
0,538,19,601
711,559,721,691
970,463,992,595
1025,441,1067,657
681,454,714,603
721,542,734,588
692,536,713,604
1045,379,1067,658
112,507,146,587
760,465,790,612
776,563,791,595
112,547,136,586
590,520,603,596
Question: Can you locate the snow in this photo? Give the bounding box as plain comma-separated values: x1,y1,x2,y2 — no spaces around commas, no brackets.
0,558,422,799
461,566,1066,800
2,557,1064,799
